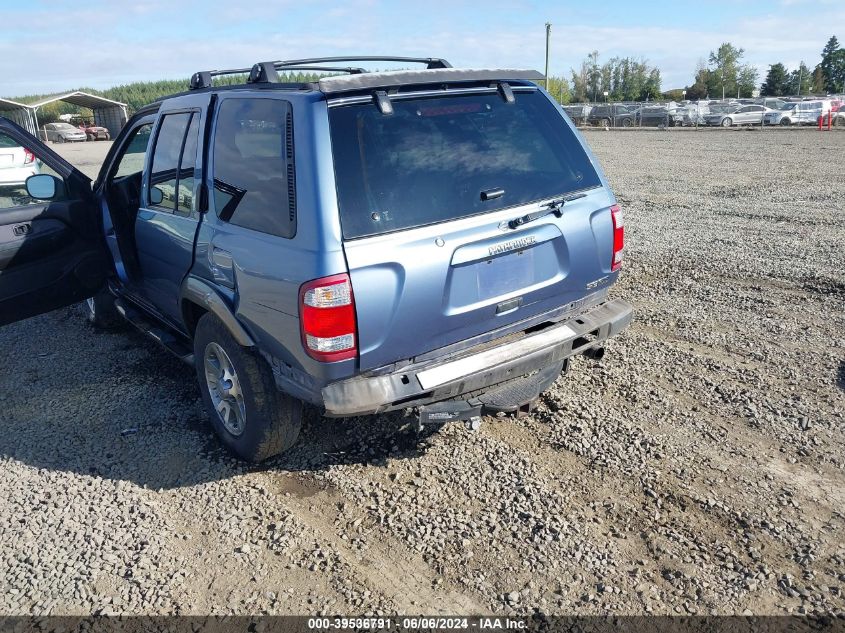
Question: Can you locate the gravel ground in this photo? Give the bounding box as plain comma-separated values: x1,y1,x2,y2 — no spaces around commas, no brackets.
1,129,843,616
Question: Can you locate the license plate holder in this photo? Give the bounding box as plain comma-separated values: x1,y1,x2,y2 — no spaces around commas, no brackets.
477,249,534,299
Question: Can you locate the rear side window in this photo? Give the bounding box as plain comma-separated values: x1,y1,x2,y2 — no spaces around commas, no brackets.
212,98,296,238
149,112,192,212
329,90,601,239
177,115,200,214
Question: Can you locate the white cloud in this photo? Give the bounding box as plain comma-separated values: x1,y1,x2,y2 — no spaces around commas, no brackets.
0,1,841,96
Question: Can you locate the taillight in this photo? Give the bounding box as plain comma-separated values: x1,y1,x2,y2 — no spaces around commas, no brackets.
610,204,624,272
299,273,357,362
23,149,35,165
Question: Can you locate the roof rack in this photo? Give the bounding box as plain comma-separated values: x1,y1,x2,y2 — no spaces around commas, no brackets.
189,56,452,90
269,56,452,70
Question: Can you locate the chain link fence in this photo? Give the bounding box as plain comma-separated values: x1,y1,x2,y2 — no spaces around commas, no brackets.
561,97,845,129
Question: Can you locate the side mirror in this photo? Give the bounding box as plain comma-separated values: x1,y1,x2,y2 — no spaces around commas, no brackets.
149,186,164,205
25,174,61,200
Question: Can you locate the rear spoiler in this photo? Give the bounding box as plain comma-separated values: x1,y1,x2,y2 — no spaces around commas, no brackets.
317,68,545,95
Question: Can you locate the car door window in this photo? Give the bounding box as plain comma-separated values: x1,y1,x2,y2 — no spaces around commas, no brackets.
176,114,200,215
0,132,65,210
113,123,152,179
149,113,192,212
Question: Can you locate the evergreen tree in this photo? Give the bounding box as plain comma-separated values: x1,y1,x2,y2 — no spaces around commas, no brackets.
818,35,842,92
812,66,827,94
760,63,788,96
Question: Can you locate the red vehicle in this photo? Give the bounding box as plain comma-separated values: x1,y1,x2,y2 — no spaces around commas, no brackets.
74,120,111,141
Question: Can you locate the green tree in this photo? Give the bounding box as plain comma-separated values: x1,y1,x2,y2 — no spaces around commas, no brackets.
569,53,661,102
812,66,826,93
587,51,601,102
685,60,710,99
737,65,759,98
760,63,788,96
570,61,589,102
546,76,571,104
643,68,662,101
788,62,812,96
708,43,744,99
817,35,843,92
831,49,845,92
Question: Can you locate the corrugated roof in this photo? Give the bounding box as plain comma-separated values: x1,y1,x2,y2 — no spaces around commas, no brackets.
23,91,127,109
0,97,30,110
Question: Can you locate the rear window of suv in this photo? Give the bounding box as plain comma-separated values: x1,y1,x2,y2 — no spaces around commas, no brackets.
329,90,601,239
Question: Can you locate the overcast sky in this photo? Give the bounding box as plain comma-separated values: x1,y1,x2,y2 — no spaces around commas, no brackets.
1,0,841,97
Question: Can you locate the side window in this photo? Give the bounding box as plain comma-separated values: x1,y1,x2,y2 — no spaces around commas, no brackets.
0,132,65,211
113,123,152,179
177,114,200,215
212,98,296,238
149,113,192,212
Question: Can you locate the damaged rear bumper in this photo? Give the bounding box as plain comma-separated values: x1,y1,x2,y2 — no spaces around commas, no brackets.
321,297,633,416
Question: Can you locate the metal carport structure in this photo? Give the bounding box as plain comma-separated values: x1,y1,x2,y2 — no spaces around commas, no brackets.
0,98,37,134
27,91,128,140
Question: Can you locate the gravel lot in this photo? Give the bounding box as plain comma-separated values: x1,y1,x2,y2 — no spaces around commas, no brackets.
1,129,843,617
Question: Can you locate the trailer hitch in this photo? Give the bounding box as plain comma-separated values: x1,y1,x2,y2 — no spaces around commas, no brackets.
417,400,483,432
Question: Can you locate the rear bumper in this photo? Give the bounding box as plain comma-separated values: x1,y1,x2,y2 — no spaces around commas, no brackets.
322,297,633,416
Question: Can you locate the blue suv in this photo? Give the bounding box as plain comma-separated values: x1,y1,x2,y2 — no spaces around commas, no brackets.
0,56,632,461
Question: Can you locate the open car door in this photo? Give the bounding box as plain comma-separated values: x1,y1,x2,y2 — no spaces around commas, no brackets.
0,117,110,326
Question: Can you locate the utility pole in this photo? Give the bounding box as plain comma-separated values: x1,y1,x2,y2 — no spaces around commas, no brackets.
544,22,551,90
797,65,802,96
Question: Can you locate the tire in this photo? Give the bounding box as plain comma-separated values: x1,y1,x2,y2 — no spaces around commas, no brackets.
780,118,791,126
602,117,612,127
621,118,632,128
56,136,65,143
83,289,123,329
721,117,732,127
194,313,302,462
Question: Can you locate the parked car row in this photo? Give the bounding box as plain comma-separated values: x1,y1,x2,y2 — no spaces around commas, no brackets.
764,100,836,126
579,104,686,128
42,121,110,143
561,95,844,128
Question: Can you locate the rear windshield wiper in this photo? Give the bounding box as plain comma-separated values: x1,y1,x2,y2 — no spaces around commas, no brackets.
508,192,587,229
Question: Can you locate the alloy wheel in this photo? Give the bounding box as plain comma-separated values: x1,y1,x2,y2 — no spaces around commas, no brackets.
203,342,247,436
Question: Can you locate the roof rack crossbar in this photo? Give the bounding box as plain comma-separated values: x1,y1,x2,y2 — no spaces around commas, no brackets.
191,57,450,89
270,65,369,75
190,67,253,90
270,56,452,70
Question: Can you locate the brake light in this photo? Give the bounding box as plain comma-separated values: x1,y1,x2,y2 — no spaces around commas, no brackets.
299,273,357,362
610,204,624,272
23,149,34,165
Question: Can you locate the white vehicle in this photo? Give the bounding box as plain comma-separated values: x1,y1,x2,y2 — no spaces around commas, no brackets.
0,135,40,187
765,100,832,126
